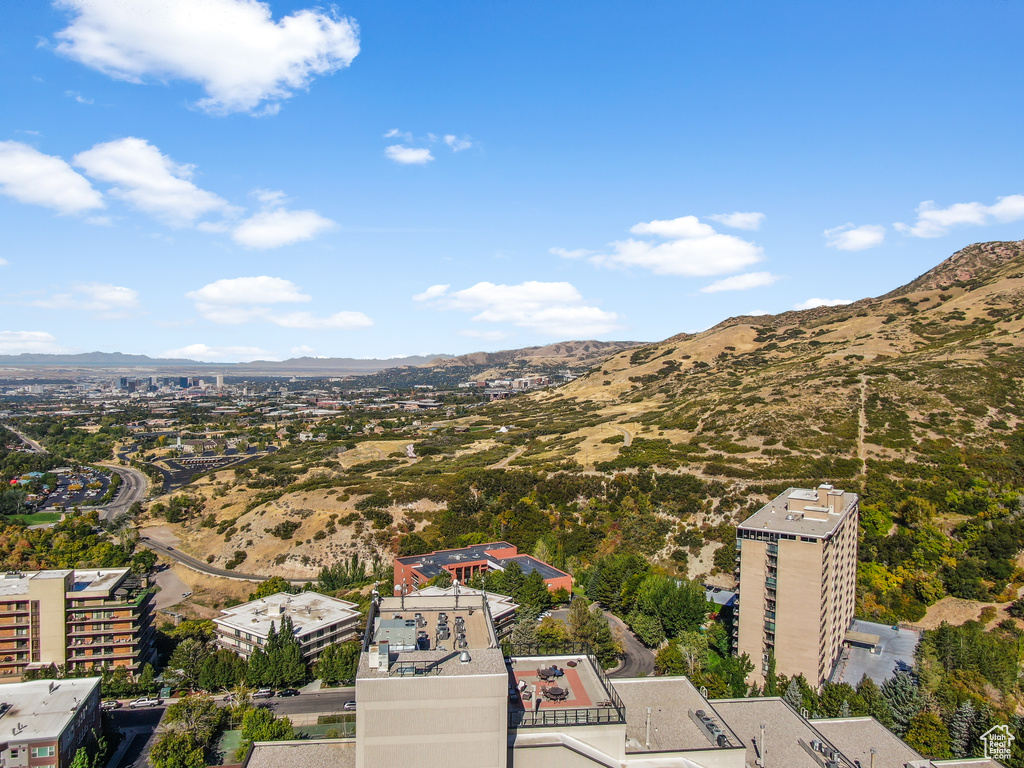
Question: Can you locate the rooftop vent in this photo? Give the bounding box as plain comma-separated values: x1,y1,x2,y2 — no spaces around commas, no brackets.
459,651,471,664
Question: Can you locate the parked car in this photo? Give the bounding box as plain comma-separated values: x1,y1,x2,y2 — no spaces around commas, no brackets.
253,688,274,699
129,697,161,709
343,700,356,711
277,688,299,698
100,700,120,711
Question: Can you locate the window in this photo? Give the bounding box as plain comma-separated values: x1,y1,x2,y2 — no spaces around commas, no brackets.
31,745,56,757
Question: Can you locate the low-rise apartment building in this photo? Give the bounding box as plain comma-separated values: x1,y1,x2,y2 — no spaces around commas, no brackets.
0,676,101,768
735,484,860,686
394,541,572,592
213,592,362,661
0,568,155,681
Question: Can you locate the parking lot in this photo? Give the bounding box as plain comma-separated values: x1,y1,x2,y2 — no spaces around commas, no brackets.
40,470,111,510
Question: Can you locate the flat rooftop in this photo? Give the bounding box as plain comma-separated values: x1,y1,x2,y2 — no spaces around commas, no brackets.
810,717,924,768
0,677,100,741
738,485,858,539
509,655,613,714
395,541,516,570
372,606,491,651
216,592,360,639
245,739,355,768
358,645,507,679
613,677,741,753
834,620,921,687
406,585,518,623
0,568,129,599
712,698,854,768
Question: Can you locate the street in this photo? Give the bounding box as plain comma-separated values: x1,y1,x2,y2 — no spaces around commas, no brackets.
549,607,655,678
95,463,150,521
140,536,310,585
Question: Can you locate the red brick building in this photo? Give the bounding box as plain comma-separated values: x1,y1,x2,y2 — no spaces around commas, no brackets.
394,542,572,593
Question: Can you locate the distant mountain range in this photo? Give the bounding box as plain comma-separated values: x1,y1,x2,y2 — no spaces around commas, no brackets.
0,340,646,378
0,351,451,375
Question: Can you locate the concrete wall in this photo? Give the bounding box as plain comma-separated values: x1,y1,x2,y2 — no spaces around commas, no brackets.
775,537,824,684
356,671,508,768
736,538,767,684
28,573,70,667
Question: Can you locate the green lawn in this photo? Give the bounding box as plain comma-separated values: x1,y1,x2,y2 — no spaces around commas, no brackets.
8,512,62,525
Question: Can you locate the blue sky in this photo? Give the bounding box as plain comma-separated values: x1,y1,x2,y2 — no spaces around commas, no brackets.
1,1,1023,361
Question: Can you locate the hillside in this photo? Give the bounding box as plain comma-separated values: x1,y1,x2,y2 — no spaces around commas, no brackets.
147,240,1024,627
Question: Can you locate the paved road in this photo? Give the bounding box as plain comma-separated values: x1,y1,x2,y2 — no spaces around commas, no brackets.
152,567,190,611
94,463,149,521
2,423,46,453
140,536,310,586
108,707,165,768
549,607,654,678
264,687,355,716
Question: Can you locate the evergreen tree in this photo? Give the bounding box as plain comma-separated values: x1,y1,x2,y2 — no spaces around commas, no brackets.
518,571,552,611
166,638,212,690
784,679,803,710
948,701,976,758
247,649,270,687
588,605,621,669
502,562,525,601
764,651,778,697
567,598,594,645
510,614,539,649
855,675,896,730
626,611,665,647
881,671,924,736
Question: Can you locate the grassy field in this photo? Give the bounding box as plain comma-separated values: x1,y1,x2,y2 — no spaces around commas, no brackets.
8,512,62,525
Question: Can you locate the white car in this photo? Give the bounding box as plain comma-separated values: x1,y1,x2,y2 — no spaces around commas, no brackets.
129,697,161,709
253,688,274,699
343,701,356,711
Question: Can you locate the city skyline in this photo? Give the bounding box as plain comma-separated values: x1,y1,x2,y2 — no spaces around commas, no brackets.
1,1,1023,361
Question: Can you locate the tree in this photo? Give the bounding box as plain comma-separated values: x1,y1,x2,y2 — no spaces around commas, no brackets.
903,711,952,759
150,732,205,768
626,611,665,647
856,675,896,730
70,747,90,768
536,617,570,647
881,671,923,736
764,651,778,697
588,605,621,669
163,695,224,743
166,638,211,690
948,700,976,758
675,631,709,677
784,679,803,711
510,609,540,648
235,707,295,761
655,642,687,676
249,577,298,600
567,598,594,645
518,571,552,611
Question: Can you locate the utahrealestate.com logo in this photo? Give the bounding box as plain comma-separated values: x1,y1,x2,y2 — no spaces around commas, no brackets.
981,724,1014,760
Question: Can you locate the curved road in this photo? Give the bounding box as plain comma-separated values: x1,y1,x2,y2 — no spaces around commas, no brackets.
550,607,654,678
140,536,310,586
95,463,150,521
2,423,46,453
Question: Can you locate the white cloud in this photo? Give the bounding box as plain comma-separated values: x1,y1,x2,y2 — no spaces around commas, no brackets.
417,280,621,337
0,331,67,355
894,195,1024,238
587,215,764,276
73,137,234,226
384,128,413,142
0,141,104,215
708,211,765,231
700,271,779,293
31,282,140,318
160,343,271,362
824,223,886,251
0,258,7,266
444,134,472,152
412,284,450,302
290,344,316,356
186,276,369,329
53,0,360,115
268,310,371,330
550,247,593,260
793,298,853,311
746,310,770,316
231,207,334,249
385,145,434,165
64,90,93,104
187,276,310,307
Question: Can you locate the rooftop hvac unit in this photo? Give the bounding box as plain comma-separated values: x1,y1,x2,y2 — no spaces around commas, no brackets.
716,734,729,747
811,740,822,751
695,710,706,718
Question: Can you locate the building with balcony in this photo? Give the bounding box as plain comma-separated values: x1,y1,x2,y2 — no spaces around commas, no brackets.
735,484,860,687
240,581,991,768
0,677,102,768
213,592,361,662
0,568,155,681
394,541,572,593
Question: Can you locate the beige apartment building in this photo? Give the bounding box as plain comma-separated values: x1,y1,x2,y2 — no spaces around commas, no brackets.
735,484,859,687
0,568,156,681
